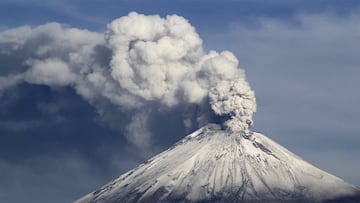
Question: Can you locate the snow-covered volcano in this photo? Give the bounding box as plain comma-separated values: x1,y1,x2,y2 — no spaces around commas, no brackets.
75,124,359,203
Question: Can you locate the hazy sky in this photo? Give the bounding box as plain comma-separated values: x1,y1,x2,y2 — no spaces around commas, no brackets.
0,1,360,203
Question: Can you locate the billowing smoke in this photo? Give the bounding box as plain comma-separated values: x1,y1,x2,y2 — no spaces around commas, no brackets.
0,12,256,151
209,79,256,132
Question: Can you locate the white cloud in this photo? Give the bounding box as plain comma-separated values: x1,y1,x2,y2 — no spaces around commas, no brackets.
25,58,76,86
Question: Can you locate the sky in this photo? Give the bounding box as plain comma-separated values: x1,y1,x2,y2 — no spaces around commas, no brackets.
0,1,360,203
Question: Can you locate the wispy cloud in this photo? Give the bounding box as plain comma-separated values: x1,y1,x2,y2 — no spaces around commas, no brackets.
0,120,43,132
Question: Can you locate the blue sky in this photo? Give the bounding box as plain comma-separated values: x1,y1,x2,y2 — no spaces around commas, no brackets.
1,1,360,203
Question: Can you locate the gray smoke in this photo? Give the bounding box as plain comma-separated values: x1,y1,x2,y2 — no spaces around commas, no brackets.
0,12,256,151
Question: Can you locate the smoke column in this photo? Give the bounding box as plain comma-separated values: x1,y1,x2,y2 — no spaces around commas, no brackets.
0,12,256,151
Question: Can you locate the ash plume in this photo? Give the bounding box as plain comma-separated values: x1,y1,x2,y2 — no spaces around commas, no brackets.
0,12,256,151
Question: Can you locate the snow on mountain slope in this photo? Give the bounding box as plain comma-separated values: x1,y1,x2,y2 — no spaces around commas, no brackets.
75,124,360,203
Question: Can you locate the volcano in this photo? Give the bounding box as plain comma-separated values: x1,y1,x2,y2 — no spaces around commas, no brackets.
75,124,360,203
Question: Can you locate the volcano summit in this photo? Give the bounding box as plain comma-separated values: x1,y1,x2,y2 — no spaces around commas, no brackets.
75,124,360,203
